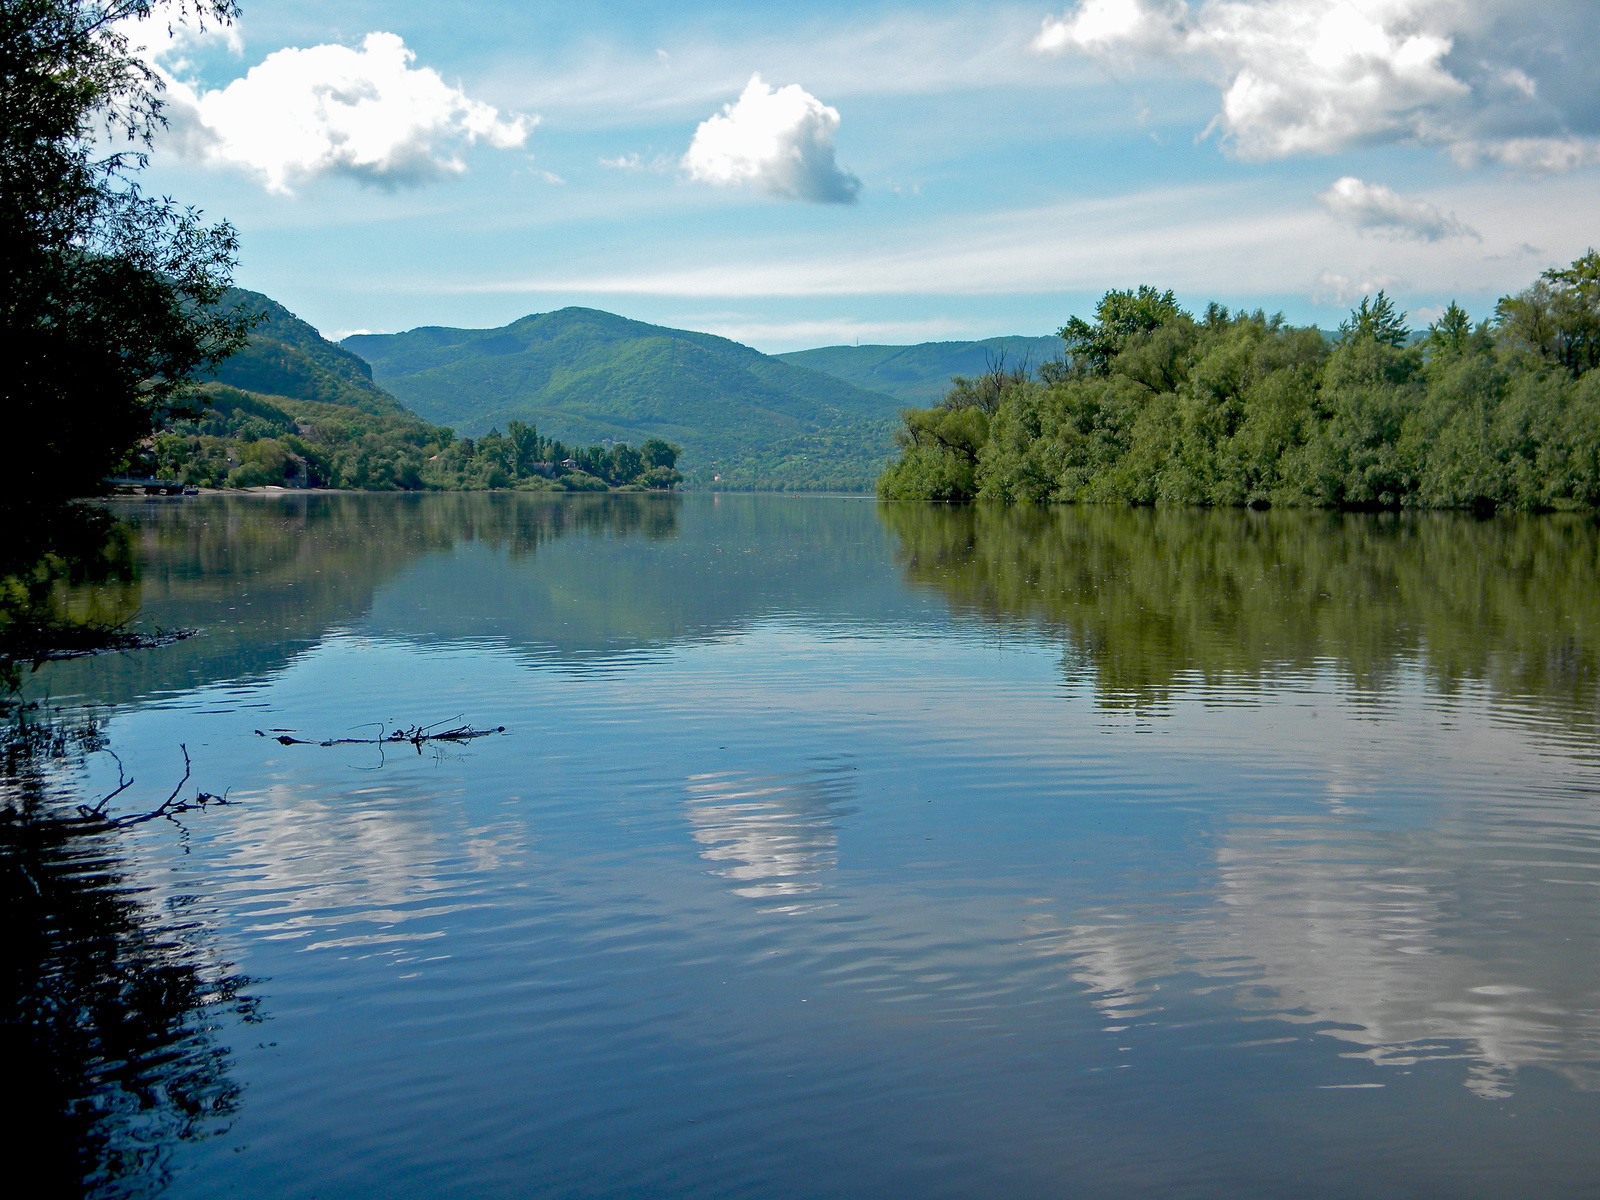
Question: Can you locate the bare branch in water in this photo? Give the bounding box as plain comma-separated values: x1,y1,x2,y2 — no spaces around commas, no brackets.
86,749,134,816
75,744,230,828
255,719,507,753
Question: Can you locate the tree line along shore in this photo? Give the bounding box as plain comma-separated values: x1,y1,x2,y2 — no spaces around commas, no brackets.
879,252,1600,513
137,392,682,494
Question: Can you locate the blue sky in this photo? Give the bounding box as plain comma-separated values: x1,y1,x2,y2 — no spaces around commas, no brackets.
133,0,1600,350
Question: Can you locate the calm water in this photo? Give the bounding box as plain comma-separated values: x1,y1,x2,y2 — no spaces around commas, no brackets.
11,493,1600,1198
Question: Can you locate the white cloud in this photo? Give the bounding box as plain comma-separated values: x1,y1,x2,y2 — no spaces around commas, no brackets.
114,3,243,66
1452,137,1600,174
682,75,861,204
1032,0,1600,169
163,32,533,193
1313,268,1401,304
1318,176,1476,241
1033,0,1186,54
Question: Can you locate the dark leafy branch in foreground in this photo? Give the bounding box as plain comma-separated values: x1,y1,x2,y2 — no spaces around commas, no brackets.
256,720,507,751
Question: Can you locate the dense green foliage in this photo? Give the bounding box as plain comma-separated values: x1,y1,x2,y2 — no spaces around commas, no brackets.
882,502,1600,723
777,336,1066,405
3,0,253,503
205,287,405,414
144,388,681,493
136,291,682,492
880,255,1600,512
345,307,897,490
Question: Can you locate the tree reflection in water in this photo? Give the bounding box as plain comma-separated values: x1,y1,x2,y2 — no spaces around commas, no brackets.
883,502,1600,1097
881,503,1600,725
0,504,144,693
1,707,257,1197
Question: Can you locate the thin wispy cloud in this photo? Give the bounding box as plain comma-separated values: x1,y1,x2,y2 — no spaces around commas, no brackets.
683,75,860,204
681,316,977,351
1313,269,1401,305
426,172,1590,307
483,8,1077,126
1453,137,1600,175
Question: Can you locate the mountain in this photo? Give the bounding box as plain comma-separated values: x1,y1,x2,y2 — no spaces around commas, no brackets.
778,336,1066,406
207,288,406,414
143,288,462,492
343,308,901,491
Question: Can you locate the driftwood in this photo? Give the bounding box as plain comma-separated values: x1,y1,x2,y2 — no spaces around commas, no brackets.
76,744,229,828
254,720,506,752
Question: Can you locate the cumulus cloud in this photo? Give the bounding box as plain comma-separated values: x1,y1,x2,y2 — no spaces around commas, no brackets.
683,75,860,204
1031,0,1600,169
160,32,533,193
1034,0,1186,54
1318,176,1476,241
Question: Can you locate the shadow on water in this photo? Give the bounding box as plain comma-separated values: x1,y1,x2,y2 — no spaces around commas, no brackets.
880,503,1600,727
0,706,257,1198
0,504,148,694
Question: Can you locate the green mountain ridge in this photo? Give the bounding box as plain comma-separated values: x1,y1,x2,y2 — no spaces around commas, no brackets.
143,288,466,491
344,308,902,490
778,336,1067,406
207,288,406,415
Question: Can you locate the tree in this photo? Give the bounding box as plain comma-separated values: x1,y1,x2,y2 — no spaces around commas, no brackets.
506,419,545,475
1059,286,1189,376
610,443,644,483
1339,291,1409,347
640,438,678,470
3,0,253,503
1495,248,1600,378
1425,301,1475,356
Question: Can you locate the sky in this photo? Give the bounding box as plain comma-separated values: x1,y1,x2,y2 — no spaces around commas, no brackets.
129,0,1600,351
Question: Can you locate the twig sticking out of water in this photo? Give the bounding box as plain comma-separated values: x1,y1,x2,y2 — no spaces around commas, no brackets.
76,744,229,828
255,720,507,754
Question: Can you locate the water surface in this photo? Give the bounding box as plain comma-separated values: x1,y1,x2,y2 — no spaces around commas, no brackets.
15,493,1600,1199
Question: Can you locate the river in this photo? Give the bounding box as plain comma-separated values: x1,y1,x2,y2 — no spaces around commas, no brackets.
10,492,1600,1198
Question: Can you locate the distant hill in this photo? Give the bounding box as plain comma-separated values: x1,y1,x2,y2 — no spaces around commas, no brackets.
207,288,406,414
778,336,1066,406
343,309,901,491
140,288,465,492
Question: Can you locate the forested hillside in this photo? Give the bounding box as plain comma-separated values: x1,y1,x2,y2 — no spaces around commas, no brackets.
205,288,406,414
140,291,679,492
345,308,900,490
779,336,1066,405
880,253,1600,512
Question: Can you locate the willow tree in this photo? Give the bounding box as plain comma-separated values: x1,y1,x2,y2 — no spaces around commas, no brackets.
1,0,252,501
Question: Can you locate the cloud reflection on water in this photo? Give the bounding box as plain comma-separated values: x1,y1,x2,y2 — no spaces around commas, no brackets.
684,761,857,903
1027,735,1600,1100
